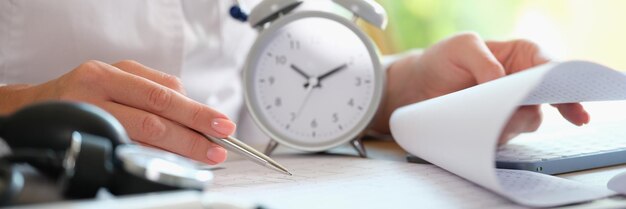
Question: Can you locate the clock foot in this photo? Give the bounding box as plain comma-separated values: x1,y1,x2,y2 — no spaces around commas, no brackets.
350,137,367,158
264,137,368,158
264,139,279,156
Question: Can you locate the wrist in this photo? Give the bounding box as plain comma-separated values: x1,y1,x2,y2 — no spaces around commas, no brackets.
0,84,36,115
370,53,425,133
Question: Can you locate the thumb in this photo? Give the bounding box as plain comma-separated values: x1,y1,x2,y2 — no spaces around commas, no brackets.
452,33,506,84
486,40,551,74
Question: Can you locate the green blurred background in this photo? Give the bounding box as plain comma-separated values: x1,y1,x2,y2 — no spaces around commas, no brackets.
368,0,626,70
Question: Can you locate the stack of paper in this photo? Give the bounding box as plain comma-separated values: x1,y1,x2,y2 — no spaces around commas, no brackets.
390,61,626,206
211,155,527,209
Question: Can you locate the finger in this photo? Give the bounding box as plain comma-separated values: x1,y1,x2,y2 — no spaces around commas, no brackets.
498,105,542,145
133,140,161,149
551,103,590,126
96,64,236,138
100,101,228,164
112,60,186,95
450,33,506,84
133,140,224,166
486,40,550,74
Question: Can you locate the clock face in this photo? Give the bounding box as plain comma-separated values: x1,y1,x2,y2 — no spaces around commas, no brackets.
245,12,383,150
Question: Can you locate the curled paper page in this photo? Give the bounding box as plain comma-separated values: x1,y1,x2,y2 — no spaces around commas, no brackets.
390,61,626,207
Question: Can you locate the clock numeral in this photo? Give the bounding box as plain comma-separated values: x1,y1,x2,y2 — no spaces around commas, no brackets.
348,98,354,107
311,119,318,129
286,124,290,130
274,97,282,107
265,105,272,110
290,112,296,122
339,125,343,130
276,55,287,65
332,113,339,123
268,76,275,85
312,131,316,137
355,77,362,87
290,40,300,50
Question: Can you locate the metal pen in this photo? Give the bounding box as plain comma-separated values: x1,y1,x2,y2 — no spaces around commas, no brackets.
205,135,292,176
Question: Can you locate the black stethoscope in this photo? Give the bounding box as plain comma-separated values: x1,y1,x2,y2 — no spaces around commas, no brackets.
229,0,249,22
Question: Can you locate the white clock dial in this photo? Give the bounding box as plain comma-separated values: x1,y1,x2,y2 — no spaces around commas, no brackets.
245,12,383,150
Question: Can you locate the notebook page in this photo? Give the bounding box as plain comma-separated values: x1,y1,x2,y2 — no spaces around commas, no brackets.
497,169,614,207
210,155,524,209
522,61,626,105
390,61,626,206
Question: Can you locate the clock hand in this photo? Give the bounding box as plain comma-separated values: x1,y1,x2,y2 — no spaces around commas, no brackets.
293,76,319,121
290,64,311,80
314,64,348,87
291,64,316,88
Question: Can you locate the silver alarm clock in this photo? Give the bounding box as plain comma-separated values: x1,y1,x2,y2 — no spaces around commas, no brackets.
243,0,387,156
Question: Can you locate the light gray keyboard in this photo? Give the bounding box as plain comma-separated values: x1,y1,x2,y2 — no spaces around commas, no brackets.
496,122,626,174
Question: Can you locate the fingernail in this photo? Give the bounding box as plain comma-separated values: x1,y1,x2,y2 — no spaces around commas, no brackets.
206,145,227,164
211,118,236,136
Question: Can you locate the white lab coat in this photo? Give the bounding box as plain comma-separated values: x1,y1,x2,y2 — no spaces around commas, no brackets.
0,0,403,148
0,0,281,144
0,0,258,120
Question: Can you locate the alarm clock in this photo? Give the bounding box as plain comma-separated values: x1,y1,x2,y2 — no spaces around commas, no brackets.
243,0,387,157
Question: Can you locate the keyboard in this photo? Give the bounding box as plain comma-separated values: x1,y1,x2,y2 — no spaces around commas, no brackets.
496,121,626,174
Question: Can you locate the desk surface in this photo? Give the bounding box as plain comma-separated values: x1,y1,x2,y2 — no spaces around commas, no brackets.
12,101,626,208
12,138,626,209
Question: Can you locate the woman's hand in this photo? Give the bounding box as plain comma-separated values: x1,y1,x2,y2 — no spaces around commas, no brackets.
372,32,589,144
0,60,233,164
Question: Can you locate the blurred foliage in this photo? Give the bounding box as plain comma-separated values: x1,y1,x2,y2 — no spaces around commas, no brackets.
377,0,521,53
371,0,626,70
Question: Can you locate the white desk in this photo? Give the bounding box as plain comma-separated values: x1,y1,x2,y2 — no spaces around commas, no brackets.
11,101,626,208
12,138,626,209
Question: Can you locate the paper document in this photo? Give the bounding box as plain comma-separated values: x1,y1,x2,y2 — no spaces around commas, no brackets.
390,61,625,207
211,155,527,209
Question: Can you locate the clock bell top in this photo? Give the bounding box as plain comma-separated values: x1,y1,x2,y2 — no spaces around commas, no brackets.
249,0,388,30
332,0,387,29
